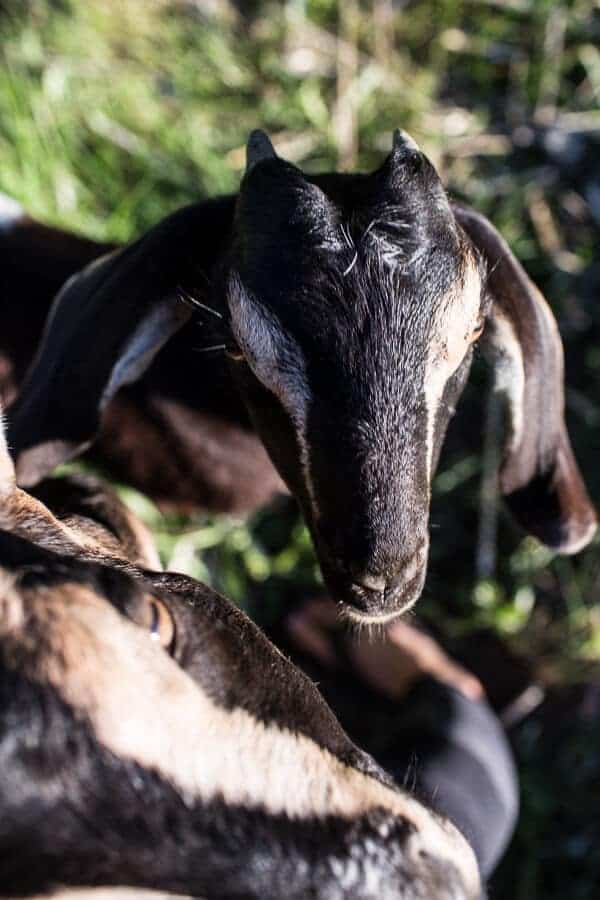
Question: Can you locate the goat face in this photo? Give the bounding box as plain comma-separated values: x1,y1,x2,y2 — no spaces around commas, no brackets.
8,131,596,623
227,131,486,620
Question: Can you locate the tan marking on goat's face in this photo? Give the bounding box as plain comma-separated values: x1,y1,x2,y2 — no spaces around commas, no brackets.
424,264,483,473
483,308,526,455
3,583,480,898
0,411,15,500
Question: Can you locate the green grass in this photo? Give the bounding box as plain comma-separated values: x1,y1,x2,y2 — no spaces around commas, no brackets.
1,1,599,896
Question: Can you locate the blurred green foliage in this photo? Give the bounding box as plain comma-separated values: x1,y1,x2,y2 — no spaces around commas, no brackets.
1,1,599,896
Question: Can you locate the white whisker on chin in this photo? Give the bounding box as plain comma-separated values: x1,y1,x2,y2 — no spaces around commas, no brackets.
339,598,418,631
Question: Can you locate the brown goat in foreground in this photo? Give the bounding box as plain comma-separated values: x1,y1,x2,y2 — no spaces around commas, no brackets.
0,407,481,900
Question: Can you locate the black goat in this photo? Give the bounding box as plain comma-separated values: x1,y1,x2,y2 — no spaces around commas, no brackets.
3,130,596,622
0,411,480,900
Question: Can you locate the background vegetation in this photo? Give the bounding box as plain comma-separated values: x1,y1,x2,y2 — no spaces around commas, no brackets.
0,1,599,896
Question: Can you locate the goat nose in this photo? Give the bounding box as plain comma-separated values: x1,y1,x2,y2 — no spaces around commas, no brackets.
386,543,428,597
349,541,429,600
352,573,388,594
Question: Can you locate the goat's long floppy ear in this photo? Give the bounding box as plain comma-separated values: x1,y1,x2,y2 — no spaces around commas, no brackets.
454,205,596,554
8,201,233,487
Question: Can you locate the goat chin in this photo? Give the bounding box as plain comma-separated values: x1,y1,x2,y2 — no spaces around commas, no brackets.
10,892,196,900
340,597,418,629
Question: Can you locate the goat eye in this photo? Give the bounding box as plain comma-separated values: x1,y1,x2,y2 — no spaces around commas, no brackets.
226,346,245,363
130,595,175,652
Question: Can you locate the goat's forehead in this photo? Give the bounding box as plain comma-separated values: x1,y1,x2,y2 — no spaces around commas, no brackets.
229,254,482,434
279,255,482,359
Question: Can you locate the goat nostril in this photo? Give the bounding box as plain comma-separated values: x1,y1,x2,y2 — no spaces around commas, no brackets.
351,573,387,594
386,545,428,597
386,572,408,597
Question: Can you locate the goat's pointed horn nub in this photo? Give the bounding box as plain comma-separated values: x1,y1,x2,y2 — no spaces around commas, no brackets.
392,128,420,154
246,130,277,173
